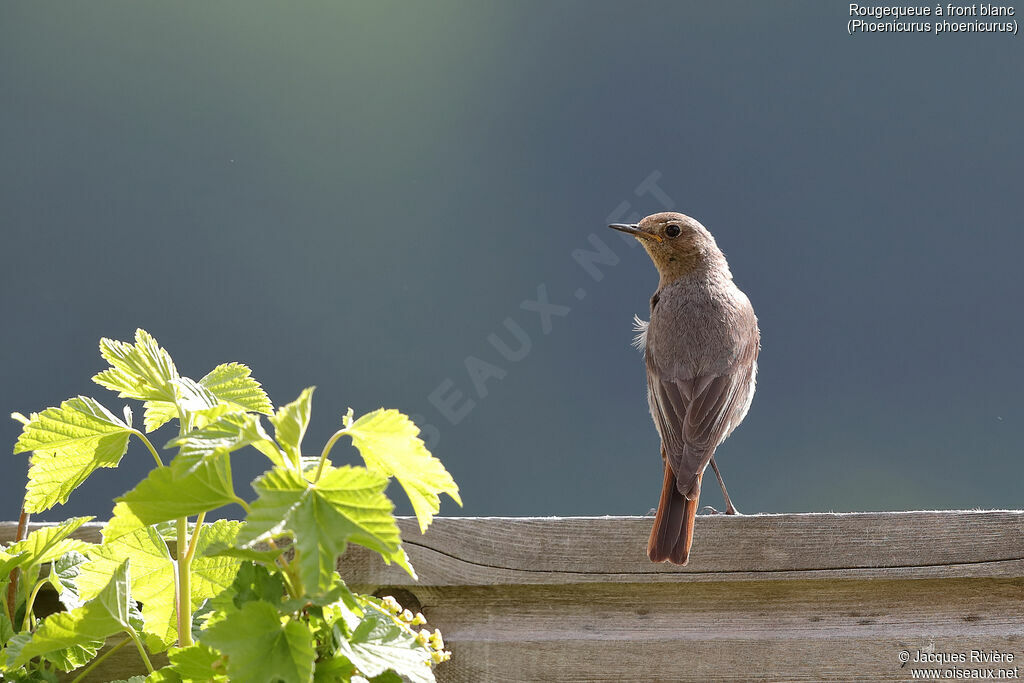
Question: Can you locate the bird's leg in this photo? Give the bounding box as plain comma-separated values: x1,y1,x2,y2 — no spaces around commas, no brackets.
710,456,739,515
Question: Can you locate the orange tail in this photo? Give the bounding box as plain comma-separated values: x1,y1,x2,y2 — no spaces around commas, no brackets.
647,466,701,565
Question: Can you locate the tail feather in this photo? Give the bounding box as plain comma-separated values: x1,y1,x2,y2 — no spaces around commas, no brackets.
648,466,701,565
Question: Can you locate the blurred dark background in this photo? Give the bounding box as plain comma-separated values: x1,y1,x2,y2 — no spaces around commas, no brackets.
2,1,1022,522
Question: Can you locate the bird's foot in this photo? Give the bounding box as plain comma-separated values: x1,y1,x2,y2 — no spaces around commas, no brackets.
646,507,657,516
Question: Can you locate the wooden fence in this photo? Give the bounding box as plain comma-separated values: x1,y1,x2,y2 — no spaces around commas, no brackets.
4,510,1024,681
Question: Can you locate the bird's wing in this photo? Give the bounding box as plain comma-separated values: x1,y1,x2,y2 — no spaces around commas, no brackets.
647,338,758,499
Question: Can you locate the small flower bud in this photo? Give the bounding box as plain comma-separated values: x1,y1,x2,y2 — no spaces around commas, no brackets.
428,628,444,650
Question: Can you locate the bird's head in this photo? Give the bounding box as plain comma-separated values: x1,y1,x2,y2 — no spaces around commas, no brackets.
609,212,728,286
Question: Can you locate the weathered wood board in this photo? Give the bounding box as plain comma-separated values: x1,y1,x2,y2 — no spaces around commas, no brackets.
3,511,1022,681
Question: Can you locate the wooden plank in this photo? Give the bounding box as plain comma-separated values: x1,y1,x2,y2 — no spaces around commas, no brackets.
2,511,1021,681
340,510,1024,585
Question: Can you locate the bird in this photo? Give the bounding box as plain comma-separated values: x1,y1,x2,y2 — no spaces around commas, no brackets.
610,212,759,565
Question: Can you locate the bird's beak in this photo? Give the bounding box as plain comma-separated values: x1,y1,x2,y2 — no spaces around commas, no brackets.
608,223,662,243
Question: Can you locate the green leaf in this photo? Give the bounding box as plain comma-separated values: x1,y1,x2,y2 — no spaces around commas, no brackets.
1,606,14,643
313,655,358,682
75,526,172,644
9,560,134,668
201,542,283,565
3,629,101,674
13,397,133,513
186,521,245,618
269,387,314,469
103,502,146,543
166,642,228,681
238,466,410,591
346,409,461,533
166,412,284,470
0,550,29,580
49,550,89,610
78,521,242,649
93,329,178,402
117,450,241,527
336,610,435,683
141,401,178,433
142,363,272,433
36,638,103,673
201,601,315,683
215,562,286,611
200,363,273,416
5,517,93,571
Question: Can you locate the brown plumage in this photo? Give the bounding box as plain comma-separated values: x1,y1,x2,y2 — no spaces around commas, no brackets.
611,212,759,565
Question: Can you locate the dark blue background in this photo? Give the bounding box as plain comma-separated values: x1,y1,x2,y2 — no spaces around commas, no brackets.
3,2,1022,521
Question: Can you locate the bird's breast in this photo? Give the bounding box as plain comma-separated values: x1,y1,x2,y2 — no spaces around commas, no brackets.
646,283,756,380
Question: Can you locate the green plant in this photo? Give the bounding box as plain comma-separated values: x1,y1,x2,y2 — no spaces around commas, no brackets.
1,329,460,682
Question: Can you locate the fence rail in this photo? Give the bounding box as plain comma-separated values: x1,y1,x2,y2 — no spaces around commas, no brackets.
4,510,1023,681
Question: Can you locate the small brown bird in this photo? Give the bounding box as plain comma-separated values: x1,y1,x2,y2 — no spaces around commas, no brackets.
610,212,759,565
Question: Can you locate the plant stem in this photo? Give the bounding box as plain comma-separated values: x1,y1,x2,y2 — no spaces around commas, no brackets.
0,586,9,627
5,506,30,625
267,539,302,599
130,430,164,468
314,428,348,482
21,579,46,631
176,517,193,647
70,637,129,683
185,512,206,563
126,628,155,673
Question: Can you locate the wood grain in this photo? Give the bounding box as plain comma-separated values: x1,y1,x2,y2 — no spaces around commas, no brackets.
3,511,1022,681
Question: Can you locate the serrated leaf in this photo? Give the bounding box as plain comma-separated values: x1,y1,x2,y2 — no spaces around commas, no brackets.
10,560,134,668
201,601,315,683
0,550,28,579
270,387,314,470
279,575,358,615
104,502,146,544
200,363,273,415
49,550,89,610
142,400,178,433
78,521,242,649
345,409,461,533
93,329,178,402
202,542,283,565
186,521,245,619
37,638,103,673
166,642,228,681
117,450,241,526
75,526,172,645
314,655,359,682
1,606,14,642
336,610,435,683
172,377,219,414
216,563,286,611
166,412,284,470
5,517,93,572
238,466,410,591
142,363,272,434
3,629,101,674
14,397,133,513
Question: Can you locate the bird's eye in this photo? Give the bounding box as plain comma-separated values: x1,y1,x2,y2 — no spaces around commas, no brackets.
665,224,681,238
